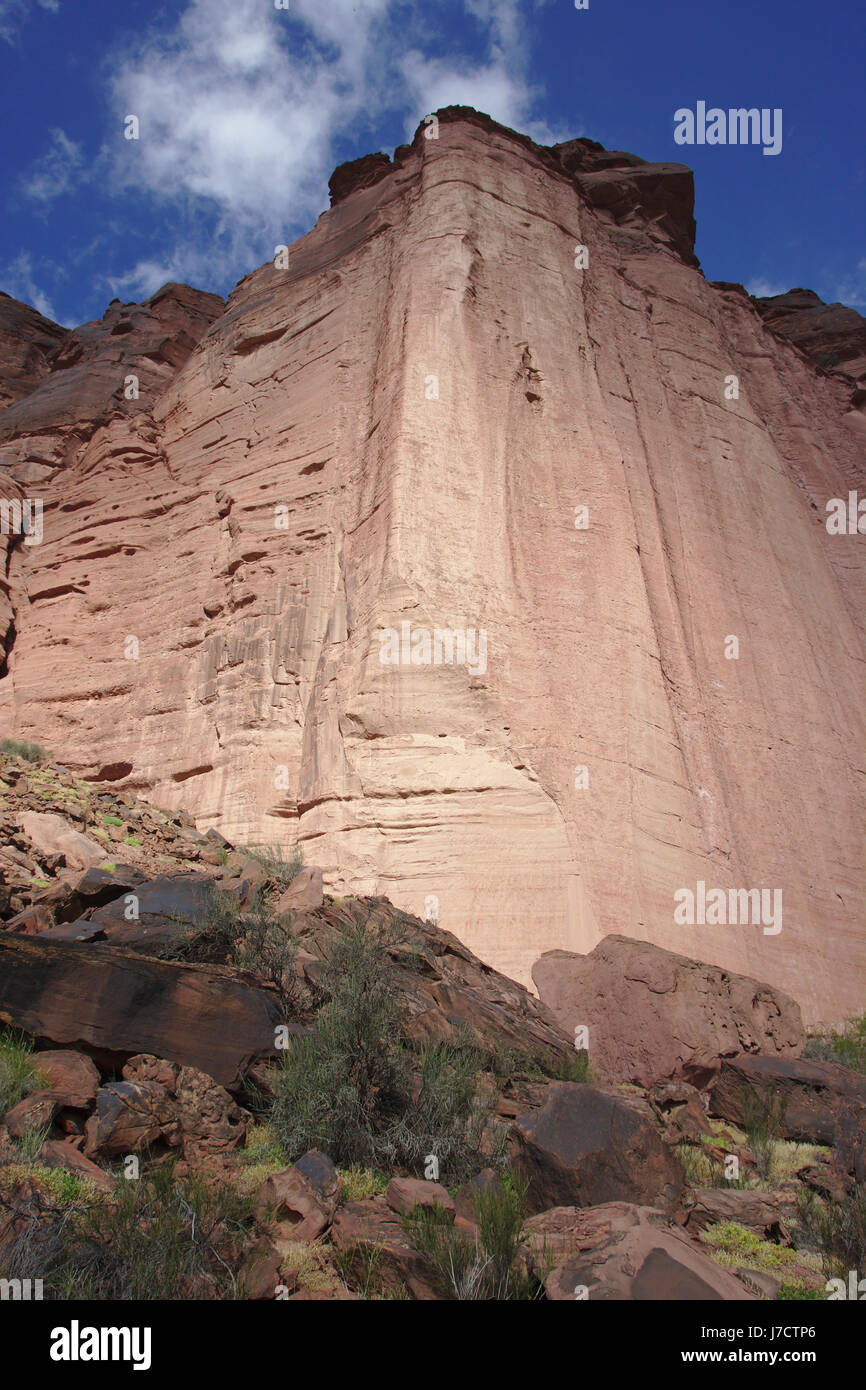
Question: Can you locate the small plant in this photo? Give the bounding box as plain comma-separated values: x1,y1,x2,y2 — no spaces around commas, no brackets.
15,1122,51,1164
804,1014,866,1074
403,1169,540,1300
102,814,123,827
338,1167,390,1203
777,1278,824,1300
0,1162,257,1300
271,921,497,1177
797,1184,866,1278
241,843,303,891
703,1222,798,1274
676,1141,750,1189
0,1030,47,1116
0,738,46,764
741,1085,787,1185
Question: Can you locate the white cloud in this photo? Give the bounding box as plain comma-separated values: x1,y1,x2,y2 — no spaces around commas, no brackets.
17,0,559,298
0,0,59,44
21,127,83,203
746,278,788,300
834,258,866,309
1,250,58,320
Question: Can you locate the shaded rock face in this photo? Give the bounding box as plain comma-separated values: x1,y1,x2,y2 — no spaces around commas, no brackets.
0,109,864,1023
752,288,866,389
0,935,282,1088
510,1082,684,1215
0,293,68,410
533,934,805,1087
709,1054,866,1167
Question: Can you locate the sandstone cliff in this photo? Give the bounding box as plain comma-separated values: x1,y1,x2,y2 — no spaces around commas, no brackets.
0,108,863,1022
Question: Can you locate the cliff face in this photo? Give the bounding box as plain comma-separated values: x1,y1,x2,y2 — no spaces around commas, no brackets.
0,110,863,1021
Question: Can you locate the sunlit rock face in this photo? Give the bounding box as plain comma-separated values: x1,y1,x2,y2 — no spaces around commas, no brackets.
0,109,863,1022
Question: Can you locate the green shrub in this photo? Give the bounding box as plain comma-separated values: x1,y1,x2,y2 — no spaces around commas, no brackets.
804,1014,866,1074
241,843,303,891
797,1184,866,1278
675,1141,750,1189
403,1169,540,1300
0,738,46,764
0,1163,256,1300
0,1030,46,1116
741,1085,787,1184
271,922,410,1167
271,922,497,1178
777,1279,824,1300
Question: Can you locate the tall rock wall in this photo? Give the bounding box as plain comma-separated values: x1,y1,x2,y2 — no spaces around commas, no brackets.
0,110,863,1021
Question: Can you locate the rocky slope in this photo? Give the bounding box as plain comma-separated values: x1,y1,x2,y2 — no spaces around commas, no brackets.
0,108,864,1020
1,751,860,1301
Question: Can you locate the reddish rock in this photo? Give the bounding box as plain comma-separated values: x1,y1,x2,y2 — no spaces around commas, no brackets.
239,1236,283,1300
256,1151,340,1243
511,1082,684,1215
0,935,282,1088
4,1089,63,1138
710,1054,866,1156
39,1139,116,1193
84,1081,177,1157
31,1050,100,1106
385,1177,455,1221
680,1188,792,1238
274,867,324,914
533,936,804,1087
524,1203,755,1301
331,1197,440,1300
0,109,863,1027
17,812,106,872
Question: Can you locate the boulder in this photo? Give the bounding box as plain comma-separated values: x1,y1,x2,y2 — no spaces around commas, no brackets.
88,873,218,951
38,1139,116,1193
0,936,282,1088
274,867,324,914
331,1197,440,1299
511,1082,684,1215
4,1089,63,1138
524,1203,755,1301
680,1188,792,1238
256,1151,341,1243
710,1054,866,1157
385,1177,455,1221
239,1236,283,1300
31,1050,100,1107
84,1081,177,1157
172,1066,248,1156
533,936,804,1087
17,812,107,871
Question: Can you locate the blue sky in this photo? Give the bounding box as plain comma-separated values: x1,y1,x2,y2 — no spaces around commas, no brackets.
1,0,863,328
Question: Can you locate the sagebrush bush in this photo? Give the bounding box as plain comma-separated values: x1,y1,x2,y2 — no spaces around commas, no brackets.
271,922,499,1177
165,887,308,1019
0,737,46,764
241,843,303,891
741,1085,787,1185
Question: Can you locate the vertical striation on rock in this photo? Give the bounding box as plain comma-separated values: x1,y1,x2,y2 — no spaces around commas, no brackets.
0,109,863,1022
